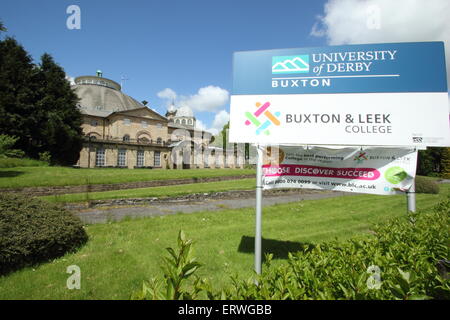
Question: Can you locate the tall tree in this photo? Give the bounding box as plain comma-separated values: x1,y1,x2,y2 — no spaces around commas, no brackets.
417,147,445,176
0,37,38,155
34,53,83,165
221,121,230,152
0,36,83,165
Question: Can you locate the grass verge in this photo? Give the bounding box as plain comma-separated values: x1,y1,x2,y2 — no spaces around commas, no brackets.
0,184,447,299
0,167,255,189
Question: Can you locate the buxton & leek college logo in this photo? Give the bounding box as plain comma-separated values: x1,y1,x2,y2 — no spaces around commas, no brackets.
354,151,368,164
244,102,281,135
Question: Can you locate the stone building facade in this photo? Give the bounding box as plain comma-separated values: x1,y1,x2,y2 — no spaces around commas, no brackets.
73,73,243,169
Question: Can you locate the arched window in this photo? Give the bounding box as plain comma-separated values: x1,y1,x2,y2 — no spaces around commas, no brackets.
157,137,162,144
182,119,186,125
123,134,130,142
139,137,149,144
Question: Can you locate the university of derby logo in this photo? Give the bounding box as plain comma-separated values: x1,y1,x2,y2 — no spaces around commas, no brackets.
245,102,281,135
272,55,309,74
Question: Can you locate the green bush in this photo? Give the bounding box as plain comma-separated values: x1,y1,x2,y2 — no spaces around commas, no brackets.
0,193,88,275
134,198,450,300
0,157,48,168
38,151,52,164
415,176,440,194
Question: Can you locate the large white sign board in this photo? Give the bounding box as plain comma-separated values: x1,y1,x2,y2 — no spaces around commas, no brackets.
229,42,449,147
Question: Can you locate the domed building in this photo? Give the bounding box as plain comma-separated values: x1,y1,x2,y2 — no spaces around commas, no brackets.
73,72,238,169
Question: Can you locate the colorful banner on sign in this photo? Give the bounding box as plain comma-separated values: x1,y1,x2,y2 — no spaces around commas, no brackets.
261,146,417,195
229,42,449,147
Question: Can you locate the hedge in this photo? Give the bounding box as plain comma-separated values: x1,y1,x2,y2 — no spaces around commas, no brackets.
134,198,450,300
0,193,88,275
415,176,440,194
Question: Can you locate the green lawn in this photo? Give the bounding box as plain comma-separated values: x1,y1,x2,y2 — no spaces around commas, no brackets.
0,167,255,189
41,178,256,203
0,184,447,300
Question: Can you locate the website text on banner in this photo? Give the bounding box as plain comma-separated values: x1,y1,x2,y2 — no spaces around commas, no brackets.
262,146,417,195
229,42,449,147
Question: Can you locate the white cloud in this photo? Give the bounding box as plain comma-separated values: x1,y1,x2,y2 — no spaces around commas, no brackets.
194,110,230,135
157,86,229,112
210,110,230,135
195,119,207,131
65,74,75,85
311,0,450,85
157,88,177,102
180,86,229,112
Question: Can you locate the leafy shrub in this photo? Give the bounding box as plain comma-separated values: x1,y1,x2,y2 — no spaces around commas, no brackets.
415,176,440,194
0,134,25,159
131,231,204,300
38,151,52,164
134,198,450,300
0,193,88,275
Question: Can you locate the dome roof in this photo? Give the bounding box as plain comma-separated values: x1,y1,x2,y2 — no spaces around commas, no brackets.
73,79,143,116
176,105,194,118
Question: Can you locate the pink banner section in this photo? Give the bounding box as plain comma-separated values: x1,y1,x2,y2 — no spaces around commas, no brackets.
262,164,381,181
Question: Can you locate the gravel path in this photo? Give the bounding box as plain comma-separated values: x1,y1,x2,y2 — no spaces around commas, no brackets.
71,178,449,224
74,190,346,224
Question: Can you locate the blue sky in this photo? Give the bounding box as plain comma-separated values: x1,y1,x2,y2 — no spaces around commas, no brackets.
1,0,449,134
0,0,326,132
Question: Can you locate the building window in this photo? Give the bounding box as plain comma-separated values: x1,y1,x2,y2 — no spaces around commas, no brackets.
182,119,186,125
137,150,145,167
123,118,131,126
154,151,161,167
139,137,150,144
123,134,130,142
141,121,148,128
118,148,127,167
156,137,162,144
204,154,210,168
188,119,193,125
215,155,221,167
96,148,105,167
91,120,98,127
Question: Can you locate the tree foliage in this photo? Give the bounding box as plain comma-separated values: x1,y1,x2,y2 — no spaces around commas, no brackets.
417,147,445,177
441,147,450,179
33,53,83,165
0,21,6,32
0,31,82,165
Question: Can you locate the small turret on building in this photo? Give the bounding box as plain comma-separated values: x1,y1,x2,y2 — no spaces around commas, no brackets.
166,103,196,128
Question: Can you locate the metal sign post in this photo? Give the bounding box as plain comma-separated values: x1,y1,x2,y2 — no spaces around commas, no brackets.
406,178,416,212
407,151,418,212
255,145,263,276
